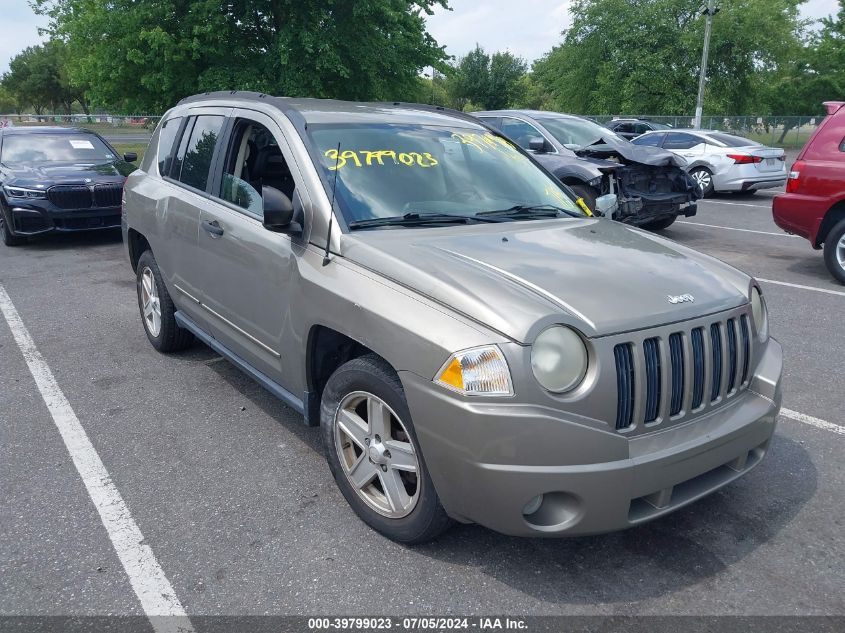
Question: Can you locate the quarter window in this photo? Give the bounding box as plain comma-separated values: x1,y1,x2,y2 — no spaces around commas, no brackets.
177,115,224,191
839,136,845,152
157,116,182,176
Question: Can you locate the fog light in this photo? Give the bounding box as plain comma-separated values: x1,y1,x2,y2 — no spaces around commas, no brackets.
522,494,544,516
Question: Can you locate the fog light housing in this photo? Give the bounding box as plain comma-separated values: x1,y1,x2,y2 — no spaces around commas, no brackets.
522,494,544,516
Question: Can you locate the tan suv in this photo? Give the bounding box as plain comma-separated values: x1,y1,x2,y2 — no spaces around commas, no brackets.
123,92,783,543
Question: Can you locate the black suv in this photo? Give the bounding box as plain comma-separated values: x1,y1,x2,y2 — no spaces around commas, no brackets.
605,118,672,140
0,126,137,246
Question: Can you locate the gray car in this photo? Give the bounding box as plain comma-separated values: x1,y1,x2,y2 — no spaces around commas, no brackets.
122,92,783,543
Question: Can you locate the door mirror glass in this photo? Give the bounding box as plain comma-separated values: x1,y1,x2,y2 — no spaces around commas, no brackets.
123,152,137,162
528,137,547,152
262,185,294,232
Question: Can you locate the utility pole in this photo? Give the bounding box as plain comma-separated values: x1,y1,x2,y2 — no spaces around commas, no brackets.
693,0,718,129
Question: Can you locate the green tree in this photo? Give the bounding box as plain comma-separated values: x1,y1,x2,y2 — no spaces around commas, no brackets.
445,44,526,110
33,0,451,113
2,40,89,115
533,0,805,116
0,85,20,114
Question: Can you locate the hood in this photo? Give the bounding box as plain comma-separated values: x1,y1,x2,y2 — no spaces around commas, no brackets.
341,219,750,342
574,135,687,168
3,161,132,187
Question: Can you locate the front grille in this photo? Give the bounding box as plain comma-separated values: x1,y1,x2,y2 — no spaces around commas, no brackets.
92,184,122,208
48,185,92,209
614,310,752,432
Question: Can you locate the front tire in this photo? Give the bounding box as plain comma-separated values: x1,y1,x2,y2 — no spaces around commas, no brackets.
823,218,845,285
690,167,714,197
136,250,194,352
321,354,452,544
640,216,677,231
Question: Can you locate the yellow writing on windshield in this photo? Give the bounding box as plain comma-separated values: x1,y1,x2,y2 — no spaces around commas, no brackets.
451,132,522,160
325,148,439,170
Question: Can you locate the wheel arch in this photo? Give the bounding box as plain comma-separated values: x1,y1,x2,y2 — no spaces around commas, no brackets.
816,199,845,247
304,325,381,425
126,228,151,272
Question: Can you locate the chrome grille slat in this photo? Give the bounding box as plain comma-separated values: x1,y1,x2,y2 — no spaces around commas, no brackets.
669,333,684,416
614,344,635,430
726,318,738,393
740,315,751,384
643,338,661,423
710,322,722,403
691,328,705,409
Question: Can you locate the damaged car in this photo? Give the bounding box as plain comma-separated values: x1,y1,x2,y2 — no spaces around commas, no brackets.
474,110,700,231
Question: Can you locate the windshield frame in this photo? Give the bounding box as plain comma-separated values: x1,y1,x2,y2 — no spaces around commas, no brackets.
0,130,120,166
302,120,586,233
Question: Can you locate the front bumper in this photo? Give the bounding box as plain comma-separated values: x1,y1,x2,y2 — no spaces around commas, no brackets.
4,201,121,235
401,338,782,537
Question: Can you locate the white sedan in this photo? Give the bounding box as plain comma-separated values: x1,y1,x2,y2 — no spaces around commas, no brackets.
631,129,786,196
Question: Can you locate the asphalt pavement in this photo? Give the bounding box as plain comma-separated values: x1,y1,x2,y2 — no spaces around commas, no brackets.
1,183,843,623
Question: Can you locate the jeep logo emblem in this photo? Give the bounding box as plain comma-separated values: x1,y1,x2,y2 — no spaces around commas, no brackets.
668,293,695,304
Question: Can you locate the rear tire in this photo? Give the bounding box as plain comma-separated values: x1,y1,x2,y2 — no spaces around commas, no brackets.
136,250,194,352
568,184,599,214
321,354,452,544
689,167,714,197
822,218,845,285
0,209,25,246
640,216,677,232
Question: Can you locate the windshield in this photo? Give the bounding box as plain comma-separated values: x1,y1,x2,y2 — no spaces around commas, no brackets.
308,123,584,226
1,133,116,164
535,116,625,148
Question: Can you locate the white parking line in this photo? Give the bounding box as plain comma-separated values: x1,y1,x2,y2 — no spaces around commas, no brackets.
781,408,845,435
758,278,845,297
701,200,772,208
678,221,797,237
0,284,193,633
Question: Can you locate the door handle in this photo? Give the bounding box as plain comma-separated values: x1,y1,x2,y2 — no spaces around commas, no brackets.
202,219,224,237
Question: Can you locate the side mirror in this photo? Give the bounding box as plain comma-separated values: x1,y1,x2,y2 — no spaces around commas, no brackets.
262,185,295,232
123,152,137,162
528,137,547,153
595,194,618,218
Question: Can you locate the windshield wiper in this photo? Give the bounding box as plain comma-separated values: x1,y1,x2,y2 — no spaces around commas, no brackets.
348,212,501,230
476,204,582,219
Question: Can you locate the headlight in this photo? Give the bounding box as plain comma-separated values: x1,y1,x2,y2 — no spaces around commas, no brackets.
3,185,47,199
531,326,588,393
750,286,768,340
434,345,513,396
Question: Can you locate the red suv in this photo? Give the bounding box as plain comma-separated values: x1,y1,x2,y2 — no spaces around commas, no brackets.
773,101,845,283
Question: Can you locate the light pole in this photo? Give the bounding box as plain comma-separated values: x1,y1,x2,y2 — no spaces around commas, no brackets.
693,0,719,129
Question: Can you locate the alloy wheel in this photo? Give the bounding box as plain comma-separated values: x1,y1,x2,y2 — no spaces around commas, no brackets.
140,267,162,337
837,234,845,272
692,169,712,192
334,391,420,518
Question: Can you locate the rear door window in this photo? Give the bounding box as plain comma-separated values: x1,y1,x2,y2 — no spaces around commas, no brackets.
157,116,182,176
663,132,701,150
177,115,224,191
839,137,845,152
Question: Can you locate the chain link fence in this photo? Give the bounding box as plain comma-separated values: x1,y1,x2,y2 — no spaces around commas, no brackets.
0,112,822,148
0,114,161,136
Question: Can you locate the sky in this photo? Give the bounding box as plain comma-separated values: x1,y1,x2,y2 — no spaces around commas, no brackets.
0,0,840,75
